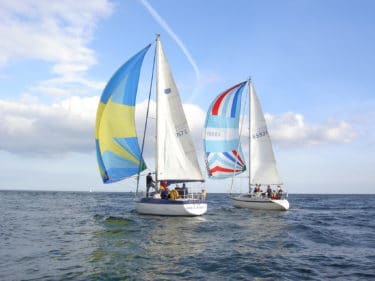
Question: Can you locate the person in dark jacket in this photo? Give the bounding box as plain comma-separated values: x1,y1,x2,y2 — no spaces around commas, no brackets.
146,173,155,197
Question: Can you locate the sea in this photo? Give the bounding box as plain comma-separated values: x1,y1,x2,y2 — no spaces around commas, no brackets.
0,191,374,281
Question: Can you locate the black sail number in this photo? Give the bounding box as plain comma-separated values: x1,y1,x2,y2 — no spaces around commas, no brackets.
252,127,268,139
176,128,189,137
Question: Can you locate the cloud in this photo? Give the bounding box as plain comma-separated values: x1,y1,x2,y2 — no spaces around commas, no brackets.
31,76,105,97
0,95,357,157
265,112,357,146
0,1,112,65
0,0,112,96
0,96,206,158
0,96,98,156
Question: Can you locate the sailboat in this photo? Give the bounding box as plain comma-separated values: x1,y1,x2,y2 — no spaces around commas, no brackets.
203,79,289,211
95,35,207,216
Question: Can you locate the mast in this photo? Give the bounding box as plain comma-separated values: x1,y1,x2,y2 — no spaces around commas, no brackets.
248,78,252,194
155,34,160,182
136,38,157,195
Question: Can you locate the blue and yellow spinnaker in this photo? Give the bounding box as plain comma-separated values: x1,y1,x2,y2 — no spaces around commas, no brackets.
95,45,151,183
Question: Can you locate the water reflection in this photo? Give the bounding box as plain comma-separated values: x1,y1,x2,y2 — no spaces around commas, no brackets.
2,192,373,280
201,207,294,279
230,210,291,254
139,216,207,280
87,193,293,280
88,213,208,280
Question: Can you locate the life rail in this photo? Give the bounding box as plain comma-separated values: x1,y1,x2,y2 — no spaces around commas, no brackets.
252,191,288,200
143,189,207,201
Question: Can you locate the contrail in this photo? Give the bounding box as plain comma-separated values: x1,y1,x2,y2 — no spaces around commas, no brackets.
139,0,200,84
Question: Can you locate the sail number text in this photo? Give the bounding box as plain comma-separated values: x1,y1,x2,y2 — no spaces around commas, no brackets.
176,128,189,137
206,131,221,137
252,129,268,139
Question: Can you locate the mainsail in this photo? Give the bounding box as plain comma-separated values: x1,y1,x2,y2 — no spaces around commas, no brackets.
249,81,282,185
203,81,247,178
156,39,204,182
95,45,151,183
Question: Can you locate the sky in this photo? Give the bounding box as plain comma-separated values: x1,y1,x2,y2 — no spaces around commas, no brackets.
0,0,374,194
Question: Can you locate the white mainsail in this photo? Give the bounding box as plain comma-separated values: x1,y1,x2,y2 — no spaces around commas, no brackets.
249,81,282,185
155,39,204,182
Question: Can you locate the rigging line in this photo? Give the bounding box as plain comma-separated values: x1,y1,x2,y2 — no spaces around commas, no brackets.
136,40,157,196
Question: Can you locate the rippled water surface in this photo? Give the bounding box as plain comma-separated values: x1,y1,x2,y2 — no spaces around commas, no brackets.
0,191,374,280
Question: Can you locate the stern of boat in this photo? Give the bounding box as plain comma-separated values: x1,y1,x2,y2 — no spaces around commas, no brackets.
272,199,289,211
134,191,207,216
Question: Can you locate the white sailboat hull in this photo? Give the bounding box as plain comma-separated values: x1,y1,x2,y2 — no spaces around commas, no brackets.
230,195,289,211
134,198,207,216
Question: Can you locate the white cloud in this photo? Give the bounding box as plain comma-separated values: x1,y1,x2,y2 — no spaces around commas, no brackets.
31,76,105,97
0,0,112,96
265,112,357,146
0,95,357,157
0,1,112,65
0,96,207,158
0,96,98,156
